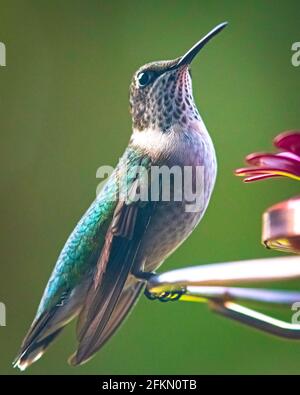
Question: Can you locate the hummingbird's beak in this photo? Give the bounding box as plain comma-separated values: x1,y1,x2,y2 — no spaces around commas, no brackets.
175,22,228,68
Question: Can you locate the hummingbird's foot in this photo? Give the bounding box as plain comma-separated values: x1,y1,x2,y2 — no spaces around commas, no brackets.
134,270,157,282
144,287,159,301
144,289,185,302
135,270,185,302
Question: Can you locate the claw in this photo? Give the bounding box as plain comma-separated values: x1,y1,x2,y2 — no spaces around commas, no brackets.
143,288,157,300
144,289,185,302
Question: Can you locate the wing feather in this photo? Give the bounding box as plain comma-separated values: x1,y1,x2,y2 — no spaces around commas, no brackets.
70,158,156,365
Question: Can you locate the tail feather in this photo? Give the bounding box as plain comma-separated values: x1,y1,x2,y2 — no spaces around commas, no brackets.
13,328,63,371
69,280,144,366
13,282,88,371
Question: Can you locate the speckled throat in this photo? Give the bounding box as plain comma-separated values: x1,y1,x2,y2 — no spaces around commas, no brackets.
130,64,201,132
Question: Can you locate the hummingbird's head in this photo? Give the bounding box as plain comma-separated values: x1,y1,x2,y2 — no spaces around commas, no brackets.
129,22,227,133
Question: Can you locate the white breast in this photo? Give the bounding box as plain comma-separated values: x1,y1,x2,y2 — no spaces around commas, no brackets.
131,119,217,207
131,120,215,165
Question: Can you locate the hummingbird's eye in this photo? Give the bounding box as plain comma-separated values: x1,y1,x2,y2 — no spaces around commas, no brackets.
137,71,157,87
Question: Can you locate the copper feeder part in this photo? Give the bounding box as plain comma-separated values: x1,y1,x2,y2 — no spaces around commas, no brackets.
262,196,300,253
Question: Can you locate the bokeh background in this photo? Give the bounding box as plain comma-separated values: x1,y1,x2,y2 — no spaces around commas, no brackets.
1,0,300,374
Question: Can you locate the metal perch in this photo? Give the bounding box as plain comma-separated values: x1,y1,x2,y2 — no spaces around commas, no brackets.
146,256,300,338
146,197,300,339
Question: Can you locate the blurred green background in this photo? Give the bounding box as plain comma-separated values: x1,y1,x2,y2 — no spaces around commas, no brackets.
1,0,300,375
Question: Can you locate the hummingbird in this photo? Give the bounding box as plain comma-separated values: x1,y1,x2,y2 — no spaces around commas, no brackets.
14,22,227,370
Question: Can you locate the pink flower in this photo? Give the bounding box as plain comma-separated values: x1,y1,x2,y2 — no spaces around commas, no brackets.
235,131,300,182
